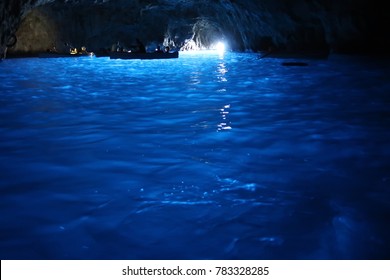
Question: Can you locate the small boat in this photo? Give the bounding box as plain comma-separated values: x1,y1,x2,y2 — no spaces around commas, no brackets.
38,52,94,58
258,49,329,60
110,51,179,60
282,62,309,66
93,50,110,58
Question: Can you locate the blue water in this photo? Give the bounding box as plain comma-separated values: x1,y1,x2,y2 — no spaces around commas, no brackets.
0,52,389,260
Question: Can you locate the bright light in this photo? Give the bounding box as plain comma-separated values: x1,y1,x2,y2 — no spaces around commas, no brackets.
216,42,225,52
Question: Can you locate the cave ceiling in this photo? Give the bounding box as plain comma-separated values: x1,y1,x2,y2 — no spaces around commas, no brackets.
1,0,388,55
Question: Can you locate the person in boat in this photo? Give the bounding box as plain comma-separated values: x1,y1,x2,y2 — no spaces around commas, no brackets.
47,45,58,53
79,46,89,54
111,42,117,52
135,38,146,53
155,45,163,53
116,41,124,52
164,46,170,53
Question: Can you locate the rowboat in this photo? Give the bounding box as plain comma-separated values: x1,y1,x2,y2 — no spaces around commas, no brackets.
109,51,179,60
38,52,94,58
258,49,329,60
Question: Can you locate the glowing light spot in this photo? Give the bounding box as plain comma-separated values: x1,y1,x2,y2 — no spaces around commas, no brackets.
216,42,225,52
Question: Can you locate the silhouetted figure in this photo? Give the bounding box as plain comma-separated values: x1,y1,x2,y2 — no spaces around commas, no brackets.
164,46,170,53
47,45,58,53
115,41,123,52
136,38,146,53
79,46,88,54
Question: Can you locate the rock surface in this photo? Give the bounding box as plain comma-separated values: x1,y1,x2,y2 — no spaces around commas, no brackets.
1,0,389,57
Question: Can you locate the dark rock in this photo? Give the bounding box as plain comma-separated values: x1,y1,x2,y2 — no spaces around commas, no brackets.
1,0,389,58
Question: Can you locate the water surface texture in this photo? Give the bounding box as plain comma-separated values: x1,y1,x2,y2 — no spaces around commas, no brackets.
1,52,389,259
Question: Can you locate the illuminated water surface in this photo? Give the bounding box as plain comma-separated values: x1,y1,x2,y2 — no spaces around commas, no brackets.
0,52,389,259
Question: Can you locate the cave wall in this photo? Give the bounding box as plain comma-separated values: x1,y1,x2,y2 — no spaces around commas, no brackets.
1,0,28,57
1,0,389,57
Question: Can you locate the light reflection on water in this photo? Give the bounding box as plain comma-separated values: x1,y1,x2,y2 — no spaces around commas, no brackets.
0,52,390,259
